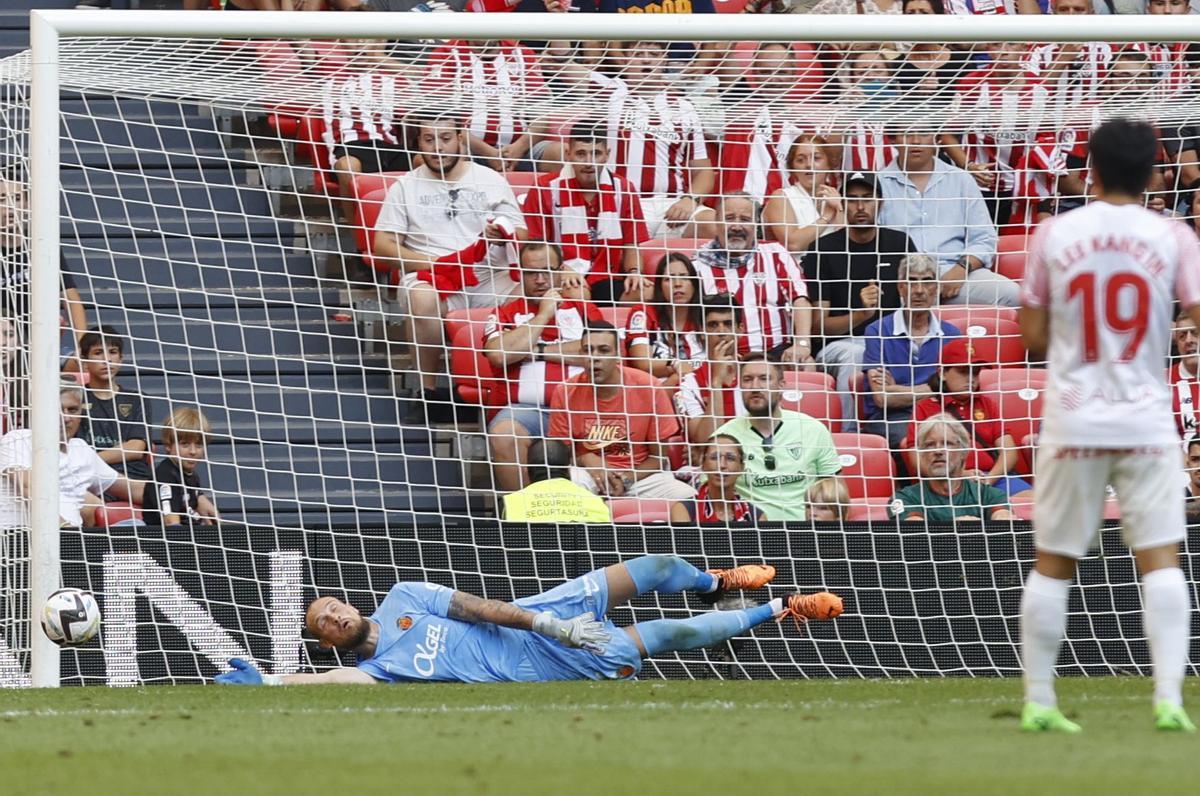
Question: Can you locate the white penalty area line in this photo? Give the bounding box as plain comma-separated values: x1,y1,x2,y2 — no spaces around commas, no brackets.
0,693,1152,720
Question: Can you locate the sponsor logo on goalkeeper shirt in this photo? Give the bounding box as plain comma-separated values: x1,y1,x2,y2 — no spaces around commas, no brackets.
397,616,413,631
413,622,447,678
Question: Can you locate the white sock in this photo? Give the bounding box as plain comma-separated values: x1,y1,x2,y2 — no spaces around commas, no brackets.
767,597,783,615
1142,567,1190,707
1021,570,1072,707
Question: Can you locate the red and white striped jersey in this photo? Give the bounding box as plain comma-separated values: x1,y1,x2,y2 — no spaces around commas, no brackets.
1127,42,1189,94
676,361,745,425
592,72,710,198
1170,360,1200,440
1013,128,1079,229
483,298,603,406
946,0,1013,13
1023,43,1113,106
320,71,404,155
716,107,803,205
692,241,809,353
843,121,896,174
1022,203,1200,447
954,68,1048,195
624,305,706,365
688,482,758,523
426,41,545,148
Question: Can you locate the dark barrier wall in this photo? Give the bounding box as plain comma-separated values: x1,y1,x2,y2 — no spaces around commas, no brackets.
16,522,1199,685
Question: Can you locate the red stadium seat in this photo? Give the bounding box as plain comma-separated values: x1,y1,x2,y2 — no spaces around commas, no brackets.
997,234,1031,255
641,238,707,275
996,249,1027,283
958,317,1026,367
608,498,675,524
714,0,750,11
729,41,826,99
979,367,1047,474
598,306,633,329
932,305,1018,329
848,497,892,522
831,433,894,500
294,115,338,195
449,322,501,406
445,308,495,348
350,171,406,269
779,371,843,432
93,502,143,529
504,171,540,204
1009,492,1120,521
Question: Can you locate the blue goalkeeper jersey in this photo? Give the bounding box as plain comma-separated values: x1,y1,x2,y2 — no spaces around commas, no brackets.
355,581,643,683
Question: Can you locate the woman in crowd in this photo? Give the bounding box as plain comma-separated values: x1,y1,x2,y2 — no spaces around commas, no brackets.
763,133,845,254
627,253,706,386
0,312,23,434
671,436,764,524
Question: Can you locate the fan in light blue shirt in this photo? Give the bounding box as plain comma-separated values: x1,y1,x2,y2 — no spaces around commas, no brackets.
876,133,1019,307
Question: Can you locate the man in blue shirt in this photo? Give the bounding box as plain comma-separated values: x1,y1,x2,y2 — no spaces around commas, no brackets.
861,254,961,447
216,556,842,685
877,130,1019,308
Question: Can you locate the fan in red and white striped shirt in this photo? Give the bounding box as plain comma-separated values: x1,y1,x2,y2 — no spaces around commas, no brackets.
674,295,746,444
426,41,546,164
590,42,715,236
692,194,814,362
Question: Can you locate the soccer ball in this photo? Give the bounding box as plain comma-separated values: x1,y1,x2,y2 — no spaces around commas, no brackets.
40,588,101,646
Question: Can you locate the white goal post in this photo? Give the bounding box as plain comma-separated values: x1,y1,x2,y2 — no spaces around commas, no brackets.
16,10,1200,688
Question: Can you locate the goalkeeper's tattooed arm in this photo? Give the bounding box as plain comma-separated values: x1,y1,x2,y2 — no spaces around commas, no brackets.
449,591,611,652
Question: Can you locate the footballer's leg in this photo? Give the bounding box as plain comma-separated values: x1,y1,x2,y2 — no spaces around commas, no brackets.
602,555,776,614
1113,447,1195,731
1020,445,1108,733
622,592,843,657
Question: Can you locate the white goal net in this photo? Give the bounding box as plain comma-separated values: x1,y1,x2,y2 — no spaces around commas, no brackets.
0,11,1198,686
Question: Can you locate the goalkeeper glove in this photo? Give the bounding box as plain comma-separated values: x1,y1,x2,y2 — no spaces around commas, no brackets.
215,658,282,686
532,611,611,654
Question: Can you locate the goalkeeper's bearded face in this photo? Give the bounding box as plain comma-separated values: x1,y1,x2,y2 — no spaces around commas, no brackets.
306,597,371,650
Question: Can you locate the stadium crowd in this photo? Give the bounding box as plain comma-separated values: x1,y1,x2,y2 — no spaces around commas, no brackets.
8,0,1200,528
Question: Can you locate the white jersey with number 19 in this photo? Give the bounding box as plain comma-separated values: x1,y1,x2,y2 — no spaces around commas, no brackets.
1021,202,1200,448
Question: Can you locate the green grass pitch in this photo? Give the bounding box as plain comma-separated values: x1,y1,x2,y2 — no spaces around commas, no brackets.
3,677,1197,796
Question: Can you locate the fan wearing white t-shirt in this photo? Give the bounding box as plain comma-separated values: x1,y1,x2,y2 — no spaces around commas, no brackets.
372,113,527,416
1017,118,1200,734
0,384,147,529
483,243,599,493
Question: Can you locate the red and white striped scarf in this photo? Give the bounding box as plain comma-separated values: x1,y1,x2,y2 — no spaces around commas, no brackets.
546,165,627,276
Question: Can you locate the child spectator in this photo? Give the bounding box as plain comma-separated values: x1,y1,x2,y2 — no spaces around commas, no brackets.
807,477,851,521
77,326,152,484
670,435,764,524
145,407,219,527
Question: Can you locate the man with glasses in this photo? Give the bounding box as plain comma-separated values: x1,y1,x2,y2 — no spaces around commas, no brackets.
373,112,527,418
713,355,841,521
861,253,962,447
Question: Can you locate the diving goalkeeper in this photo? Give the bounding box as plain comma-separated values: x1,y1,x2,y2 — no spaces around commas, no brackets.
215,556,842,685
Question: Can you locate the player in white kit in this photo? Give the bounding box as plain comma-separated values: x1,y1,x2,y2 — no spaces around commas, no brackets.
1018,119,1200,733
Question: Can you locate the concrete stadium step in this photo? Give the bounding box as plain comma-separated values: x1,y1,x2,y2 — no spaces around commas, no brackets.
92,311,363,360
131,371,396,401
211,445,450,484
81,285,341,311
215,484,474,515
121,344,389,378
64,143,249,172
65,242,321,289
63,110,225,152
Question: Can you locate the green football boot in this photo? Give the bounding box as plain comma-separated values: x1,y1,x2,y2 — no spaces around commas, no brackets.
1020,702,1082,733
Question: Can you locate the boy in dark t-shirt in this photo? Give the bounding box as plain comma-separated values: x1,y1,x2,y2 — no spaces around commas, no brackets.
77,327,152,482
145,406,219,527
